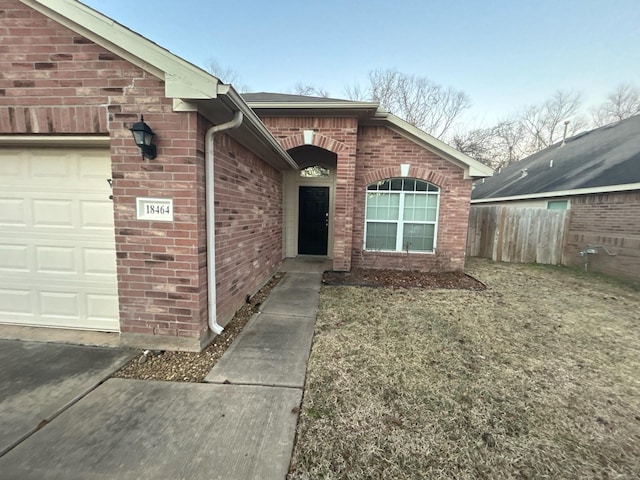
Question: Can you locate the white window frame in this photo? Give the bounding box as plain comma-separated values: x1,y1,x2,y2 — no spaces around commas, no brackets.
364,178,440,253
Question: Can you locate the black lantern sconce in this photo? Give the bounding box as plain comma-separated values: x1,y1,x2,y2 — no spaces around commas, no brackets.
130,115,157,159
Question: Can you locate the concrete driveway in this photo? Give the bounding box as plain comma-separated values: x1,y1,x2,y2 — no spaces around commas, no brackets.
0,339,135,456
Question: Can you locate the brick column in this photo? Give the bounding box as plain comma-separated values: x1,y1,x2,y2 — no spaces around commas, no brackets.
333,149,357,271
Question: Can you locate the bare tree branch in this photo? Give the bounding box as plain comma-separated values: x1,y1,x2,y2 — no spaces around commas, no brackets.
592,83,640,126
207,58,250,92
519,90,585,151
346,68,470,139
291,82,330,98
344,82,369,101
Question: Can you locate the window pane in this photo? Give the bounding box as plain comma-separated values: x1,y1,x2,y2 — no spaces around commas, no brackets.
366,193,399,220
547,200,568,210
415,180,428,191
403,193,428,221
300,166,330,177
366,222,397,250
402,223,435,251
404,179,416,191
378,180,391,190
390,179,403,190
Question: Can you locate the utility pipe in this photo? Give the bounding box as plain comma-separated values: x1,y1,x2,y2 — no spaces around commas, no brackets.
205,111,244,334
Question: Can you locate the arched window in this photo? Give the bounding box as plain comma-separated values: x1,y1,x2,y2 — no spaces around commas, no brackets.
300,165,330,177
365,178,439,252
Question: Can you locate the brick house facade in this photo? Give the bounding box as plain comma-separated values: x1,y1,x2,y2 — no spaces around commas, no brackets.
0,0,491,351
564,191,640,282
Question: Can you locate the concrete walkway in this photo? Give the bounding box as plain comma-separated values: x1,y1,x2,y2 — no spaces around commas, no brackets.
0,257,328,480
205,257,327,388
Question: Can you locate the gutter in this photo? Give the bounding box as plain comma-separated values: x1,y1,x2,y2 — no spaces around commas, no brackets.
471,182,640,204
204,111,244,334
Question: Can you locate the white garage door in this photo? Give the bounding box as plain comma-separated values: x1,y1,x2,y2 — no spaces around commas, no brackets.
0,147,119,331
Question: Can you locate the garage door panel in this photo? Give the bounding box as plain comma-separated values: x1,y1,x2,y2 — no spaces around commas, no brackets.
0,147,119,332
84,248,117,276
0,245,29,271
0,289,32,315
0,154,23,177
80,200,116,229
40,292,79,318
35,246,76,274
79,154,111,179
30,155,72,178
87,294,120,322
0,198,27,226
32,199,75,227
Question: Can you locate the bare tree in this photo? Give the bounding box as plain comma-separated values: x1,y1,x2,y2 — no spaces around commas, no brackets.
452,128,494,166
343,82,369,101
345,68,470,139
291,82,330,98
592,83,640,126
207,58,250,92
519,90,585,152
453,118,529,169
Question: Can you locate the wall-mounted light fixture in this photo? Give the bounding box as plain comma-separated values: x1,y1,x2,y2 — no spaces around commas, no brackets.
130,115,157,159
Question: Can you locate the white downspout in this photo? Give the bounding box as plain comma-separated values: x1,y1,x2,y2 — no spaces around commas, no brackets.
205,111,244,334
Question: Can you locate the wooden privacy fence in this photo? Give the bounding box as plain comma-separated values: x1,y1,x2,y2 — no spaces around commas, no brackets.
466,206,568,265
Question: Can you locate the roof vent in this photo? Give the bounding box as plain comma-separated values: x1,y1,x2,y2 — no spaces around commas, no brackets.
520,168,528,178
549,159,554,168
560,120,570,147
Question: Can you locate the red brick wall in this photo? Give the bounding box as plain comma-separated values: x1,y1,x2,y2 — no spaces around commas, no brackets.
256,115,472,272
353,126,472,271
259,116,358,270
212,131,283,326
565,191,640,282
1,0,207,350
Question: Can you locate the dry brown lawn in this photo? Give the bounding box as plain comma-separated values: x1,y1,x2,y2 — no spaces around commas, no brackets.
289,259,640,479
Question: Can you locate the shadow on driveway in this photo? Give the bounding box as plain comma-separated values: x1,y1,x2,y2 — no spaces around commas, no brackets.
0,339,135,456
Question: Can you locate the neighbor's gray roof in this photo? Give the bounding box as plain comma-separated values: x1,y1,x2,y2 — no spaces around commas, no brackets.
472,114,640,200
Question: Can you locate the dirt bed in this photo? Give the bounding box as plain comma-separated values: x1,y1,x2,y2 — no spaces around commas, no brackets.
112,273,284,382
323,268,486,290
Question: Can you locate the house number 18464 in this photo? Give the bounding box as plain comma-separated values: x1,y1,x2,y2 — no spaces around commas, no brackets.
145,204,170,215
136,197,174,222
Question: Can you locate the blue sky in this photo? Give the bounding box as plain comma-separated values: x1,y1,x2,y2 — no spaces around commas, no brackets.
82,0,639,127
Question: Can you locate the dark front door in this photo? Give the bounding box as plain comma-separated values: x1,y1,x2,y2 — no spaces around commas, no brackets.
298,186,329,255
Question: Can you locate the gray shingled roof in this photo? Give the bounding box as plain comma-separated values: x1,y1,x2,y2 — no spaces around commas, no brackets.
472,114,640,200
241,92,361,104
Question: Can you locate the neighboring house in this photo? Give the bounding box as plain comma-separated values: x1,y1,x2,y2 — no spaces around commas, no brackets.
0,0,492,351
471,115,640,281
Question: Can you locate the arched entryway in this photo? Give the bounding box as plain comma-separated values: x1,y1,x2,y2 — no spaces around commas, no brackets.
284,145,337,257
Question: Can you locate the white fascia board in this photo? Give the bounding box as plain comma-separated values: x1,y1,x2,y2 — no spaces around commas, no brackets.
471,183,640,203
379,113,494,179
23,0,219,99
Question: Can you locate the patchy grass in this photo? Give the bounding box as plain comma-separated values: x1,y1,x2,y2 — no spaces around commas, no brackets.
289,258,640,479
